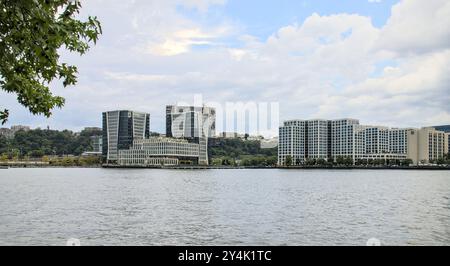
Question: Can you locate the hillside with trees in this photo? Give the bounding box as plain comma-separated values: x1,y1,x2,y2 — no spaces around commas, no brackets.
209,138,277,166
0,128,101,158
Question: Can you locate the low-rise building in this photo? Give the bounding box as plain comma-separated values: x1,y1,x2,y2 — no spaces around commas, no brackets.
117,137,201,166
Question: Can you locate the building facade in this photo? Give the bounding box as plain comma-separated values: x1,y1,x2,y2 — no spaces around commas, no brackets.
330,119,360,160
166,105,215,165
278,120,307,165
407,127,447,164
278,118,447,165
102,110,150,163
166,105,216,139
307,120,329,159
117,137,201,166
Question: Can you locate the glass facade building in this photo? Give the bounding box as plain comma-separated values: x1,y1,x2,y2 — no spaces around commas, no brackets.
102,110,150,162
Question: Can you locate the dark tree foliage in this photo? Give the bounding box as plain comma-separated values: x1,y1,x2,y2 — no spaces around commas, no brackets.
209,138,278,166
0,127,101,157
0,0,101,124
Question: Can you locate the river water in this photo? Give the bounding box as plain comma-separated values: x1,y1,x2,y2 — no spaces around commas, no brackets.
0,168,449,246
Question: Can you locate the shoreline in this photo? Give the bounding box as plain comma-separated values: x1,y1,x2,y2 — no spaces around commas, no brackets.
2,164,449,170
103,165,450,170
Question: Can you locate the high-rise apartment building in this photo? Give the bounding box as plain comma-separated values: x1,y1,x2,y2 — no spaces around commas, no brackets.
330,119,360,160
278,120,307,165
278,118,448,165
307,120,329,159
102,110,150,162
365,126,390,155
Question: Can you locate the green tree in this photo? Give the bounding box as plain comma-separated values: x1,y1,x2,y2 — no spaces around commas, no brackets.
285,155,292,166
0,0,101,124
336,156,345,165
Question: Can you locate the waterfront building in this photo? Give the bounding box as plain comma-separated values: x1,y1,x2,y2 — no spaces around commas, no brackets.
307,120,329,159
433,126,450,155
365,126,390,155
166,105,216,139
102,110,150,163
330,119,360,161
278,120,307,165
166,105,215,165
117,137,201,166
278,118,449,165
407,127,447,164
389,128,409,155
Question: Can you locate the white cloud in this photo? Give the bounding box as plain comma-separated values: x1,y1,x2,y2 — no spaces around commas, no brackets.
375,0,450,56
1,0,449,134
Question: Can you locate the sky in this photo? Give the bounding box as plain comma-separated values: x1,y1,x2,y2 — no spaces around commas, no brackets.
1,0,449,136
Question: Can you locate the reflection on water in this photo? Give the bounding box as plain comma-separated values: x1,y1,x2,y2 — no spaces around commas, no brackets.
0,168,449,246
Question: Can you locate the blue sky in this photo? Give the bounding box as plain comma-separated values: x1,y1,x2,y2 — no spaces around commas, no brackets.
1,0,449,136
194,0,398,33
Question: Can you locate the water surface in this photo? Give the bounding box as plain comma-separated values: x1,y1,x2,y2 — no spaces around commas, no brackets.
0,168,449,246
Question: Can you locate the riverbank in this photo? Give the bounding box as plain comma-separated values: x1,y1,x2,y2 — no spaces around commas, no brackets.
2,163,449,170
102,164,450,170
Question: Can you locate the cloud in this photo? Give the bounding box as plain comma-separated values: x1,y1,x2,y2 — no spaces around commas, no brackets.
375,0,450,56
1,0,449,134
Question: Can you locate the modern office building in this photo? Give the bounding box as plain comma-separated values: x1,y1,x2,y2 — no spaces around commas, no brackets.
102,110,150,163
166,105,216,139
166,105,215,165
117,137,201,166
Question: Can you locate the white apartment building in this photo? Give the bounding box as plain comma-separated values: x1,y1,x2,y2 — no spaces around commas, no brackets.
278,118,447,165
365,126,390,154
278,120,307,165
330,119,360,160
389,128,409,154
307,120,329,159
